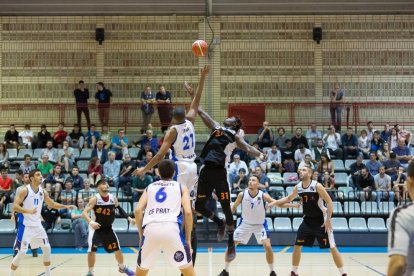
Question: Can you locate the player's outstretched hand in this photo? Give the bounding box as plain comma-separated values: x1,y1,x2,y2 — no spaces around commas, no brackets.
291,202,301,209
28,207,37,214
321,219,333,233
67,205,77,210
128,217,136,225
200,64,210,76
90,221,101,230
132,168,145,177
184,81,193,96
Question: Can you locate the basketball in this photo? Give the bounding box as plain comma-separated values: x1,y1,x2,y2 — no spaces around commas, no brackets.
192,39,208,57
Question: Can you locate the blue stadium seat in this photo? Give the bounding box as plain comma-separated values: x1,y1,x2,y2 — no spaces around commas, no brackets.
112,219,128,233
118,201,132,215
53,219,72,233
292,217,303,231
361,202,379,215
333,160,345,172
368,218,387,233
333,201,343,215
270,206,288,216
33,148,45,160
349,217,368,232
273,217,292,232
16,149,33,160
334,172,348,187
265,217,274,232
7,149,17,160
283,172,299,185
77,160,89,173
344,202,361,216
285,186,295,195
128,148,140,159
269,186,285,199
344,159,354,172
71,148,80,159
379,201,395,216
331,217,349,232
338,187,356,200
79,148,92,160
79,173,88,181
289,203,303,216
0,219,15,233
267,172,283,186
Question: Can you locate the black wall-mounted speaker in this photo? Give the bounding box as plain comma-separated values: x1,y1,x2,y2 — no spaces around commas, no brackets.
96,28,105,45
313,27,322,44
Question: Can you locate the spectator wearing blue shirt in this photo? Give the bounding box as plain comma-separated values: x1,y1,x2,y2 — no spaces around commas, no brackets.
140,85,156,134
366,152,381,176
103,152,121,189
111,129,128,160
380,123,391,142
254,166,269,193
140,129,158,153
329,83,345,132
370,131,384,152
84,124,100,148
384,152,401,182
65,167,84,192
341,127,358,159
392,138,412,169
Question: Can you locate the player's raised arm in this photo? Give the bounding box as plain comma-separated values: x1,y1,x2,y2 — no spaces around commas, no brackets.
263,193,300,209
316,182,334,232
134,189,148,244
44,190,76,210
186,65,209,124
82,196,100,230
197,107,220,129
132,128,177,177
231,192,243,214
180,185,193,248
268,186,299,208
12,187,36,215
235,134,263,159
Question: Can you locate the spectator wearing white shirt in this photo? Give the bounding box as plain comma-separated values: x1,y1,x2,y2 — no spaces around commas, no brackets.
294,144,312,164
322,126,343,159
266,144,282,173
305,123,322,148
358,129,370,159
228,154,248,185
366,121,376,142
40,140,59,164
19,124,33,149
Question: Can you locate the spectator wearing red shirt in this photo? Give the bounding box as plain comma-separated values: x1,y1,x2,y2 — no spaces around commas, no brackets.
0,168,12,219
88,157,102,186
53,122,68,148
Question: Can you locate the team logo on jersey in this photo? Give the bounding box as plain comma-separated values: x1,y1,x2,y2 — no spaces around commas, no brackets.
39,192,43,196
310,186,315,191
174,250,184,262
190,190,195,197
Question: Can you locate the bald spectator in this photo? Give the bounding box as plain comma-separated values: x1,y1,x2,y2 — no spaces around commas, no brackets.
392,138,412,169
140,129,158,153
257,121,274,149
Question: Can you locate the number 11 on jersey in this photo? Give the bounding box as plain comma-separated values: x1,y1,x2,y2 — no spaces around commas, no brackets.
34,198,39,205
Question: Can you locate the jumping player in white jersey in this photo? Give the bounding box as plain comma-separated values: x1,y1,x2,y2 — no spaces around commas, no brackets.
133,65,209,266
218,175,298,276
270,166,347,276
134,159,195,276
9,169,76,276
82,179,136,276
387,161,414,276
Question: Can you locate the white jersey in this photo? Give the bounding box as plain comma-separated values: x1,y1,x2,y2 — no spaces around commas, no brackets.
225,142,237,167
22,185,45,227
143,180,183,227
240,189,266,225
170,120,196,162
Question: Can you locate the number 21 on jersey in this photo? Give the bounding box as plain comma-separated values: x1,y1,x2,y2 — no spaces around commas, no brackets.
183,133,194,150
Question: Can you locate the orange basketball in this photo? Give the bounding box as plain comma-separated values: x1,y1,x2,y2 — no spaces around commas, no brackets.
192,40,208,57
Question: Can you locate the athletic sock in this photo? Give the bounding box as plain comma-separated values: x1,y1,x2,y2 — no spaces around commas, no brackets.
268,263,274,272
118,263,125,270
44,266,51,276
224,262,230,272
292,266,299,273
339,267,346,274
212,216,224,226
88,267,94,273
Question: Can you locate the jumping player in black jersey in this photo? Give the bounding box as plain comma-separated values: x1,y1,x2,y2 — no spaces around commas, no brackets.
82,179,136,276
270,166,347,276
195,107,263,262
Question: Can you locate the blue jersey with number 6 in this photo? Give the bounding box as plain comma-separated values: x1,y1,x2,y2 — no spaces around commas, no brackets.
143,180,183,227
170,120,196,162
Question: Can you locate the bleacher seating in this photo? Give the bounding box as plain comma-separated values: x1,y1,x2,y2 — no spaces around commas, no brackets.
331,217,349,232
349,217,369,232
16,149,33,160
334,172,348,186
292,217,303,231
368,218,387,232
273,217,292,232
7,149,17,160
333,160,345,172
112,219,128,233
79,148,92,160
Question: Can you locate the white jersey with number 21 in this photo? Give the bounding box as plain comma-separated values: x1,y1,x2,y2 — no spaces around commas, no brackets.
170,119,196,162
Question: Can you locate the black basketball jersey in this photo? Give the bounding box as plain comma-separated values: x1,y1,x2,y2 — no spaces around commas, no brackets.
92,193,116,228
199,126,237,167
296,180,327,227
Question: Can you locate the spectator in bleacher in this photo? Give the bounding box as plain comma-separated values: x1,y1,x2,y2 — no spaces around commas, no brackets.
37,124,52,149
349,154,366,188
329,83,345,131
95,82,112,126
19,154,35,174
40,140,58,164
366,121,376,141
74,80,91,130
59,179,76,216
395,123,413,145
370,130,384,153
37,154,54,177
19,124,33,149
0,143,9,168
366,152,381,176
321,171,336,200
228,154,248,185
392,138,412,169
358,129,370,159
384,152,401,182
58,140,74,173
0,167,12,218
298,154,315,172
52,122,68,148
305,123,322,148
138,151,158,179
312,171,320,182
88,157,102,186
158,130,167,150
77,179,95,204
275,127,288,148
257,121,274,149
323,126,342,159
66,166,84,192
381,123,391,142
111,129,129,160
136,143,156,166
44,164,65,201
119,154,136,191
254,166,269,192
232,168,248,194
281,139,296,172
249,155,267,174
156,85,173,132
291,127,309,149
103,152,120,189
140,129,158,153
311,138,330,164
100,125,112,149
91,140,108,165
393,166,407,204
377,142,391,162
140,85,156,133
84,124,100,149
41,204,61,231
132,173,153,202
66,124,85,149
11,170,24,196
374,166,394,206
294,144,312,164
388,127,398,150
316,153,334,177
355,167,375,201
341,127,358,160
5,124,22,149
266,144,282,173
71,198,88,251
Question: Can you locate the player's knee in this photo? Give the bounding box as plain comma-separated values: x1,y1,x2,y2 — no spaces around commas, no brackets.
41,244,51,263
194,199,207,213
11,250,25,267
